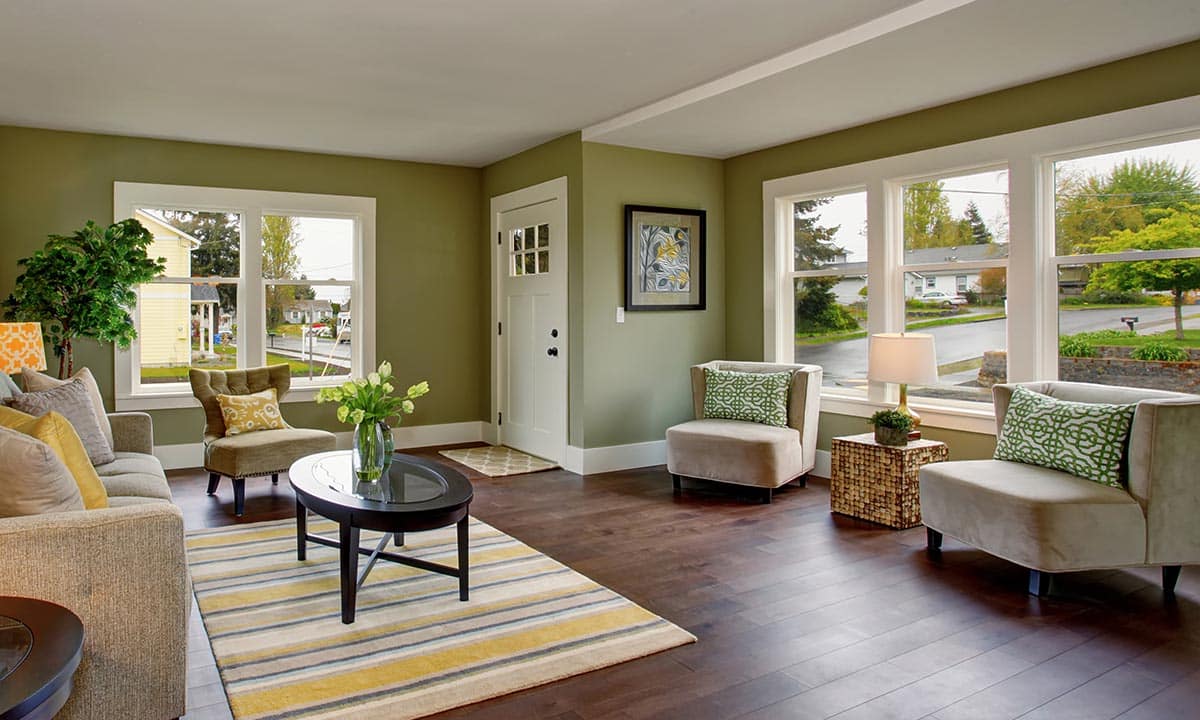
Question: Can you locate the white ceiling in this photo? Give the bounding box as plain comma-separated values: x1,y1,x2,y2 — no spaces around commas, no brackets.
0,0,1197,167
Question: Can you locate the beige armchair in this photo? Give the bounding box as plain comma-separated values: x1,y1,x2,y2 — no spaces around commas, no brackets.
920,381,1200,596
666,361,822,503
190,365,336,516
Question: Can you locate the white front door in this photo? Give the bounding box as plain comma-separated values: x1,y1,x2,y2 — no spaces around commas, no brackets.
497,196,567,462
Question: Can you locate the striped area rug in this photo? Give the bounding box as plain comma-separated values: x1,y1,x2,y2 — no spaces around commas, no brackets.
187,517,694,719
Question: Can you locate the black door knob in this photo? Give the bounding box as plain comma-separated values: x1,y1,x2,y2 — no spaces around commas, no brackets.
547,347,559,357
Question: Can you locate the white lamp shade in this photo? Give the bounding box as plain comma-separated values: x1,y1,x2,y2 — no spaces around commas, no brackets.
868,333,939,386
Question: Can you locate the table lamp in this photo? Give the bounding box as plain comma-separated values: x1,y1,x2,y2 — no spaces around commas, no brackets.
868,332,938,428
0,322,48,376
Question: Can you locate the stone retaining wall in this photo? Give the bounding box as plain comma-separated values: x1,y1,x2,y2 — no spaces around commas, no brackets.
1058,355,1200,393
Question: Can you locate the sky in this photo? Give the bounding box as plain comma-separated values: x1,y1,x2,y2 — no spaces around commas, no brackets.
292,216,353,304
800,135,1200,265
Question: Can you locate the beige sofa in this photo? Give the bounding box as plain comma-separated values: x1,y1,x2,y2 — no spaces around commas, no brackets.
0,411,189,720
920,381,1200,596
666,361,822,502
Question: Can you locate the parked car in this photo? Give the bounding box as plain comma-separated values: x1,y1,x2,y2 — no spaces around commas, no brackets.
918,290,968,307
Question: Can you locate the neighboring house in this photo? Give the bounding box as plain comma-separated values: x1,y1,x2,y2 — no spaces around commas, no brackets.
828,244,1009,304
136,210,199,367
191,284,220,359
284,299,334,324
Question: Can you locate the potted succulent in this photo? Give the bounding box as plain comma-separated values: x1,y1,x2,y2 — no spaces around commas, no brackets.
869,409,914,447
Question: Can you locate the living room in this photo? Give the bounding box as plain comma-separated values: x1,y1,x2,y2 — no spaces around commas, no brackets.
2,2,1200,719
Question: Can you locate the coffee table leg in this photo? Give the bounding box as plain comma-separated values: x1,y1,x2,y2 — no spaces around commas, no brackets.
295,497,307,561
457,516,469,601
340,522,361,624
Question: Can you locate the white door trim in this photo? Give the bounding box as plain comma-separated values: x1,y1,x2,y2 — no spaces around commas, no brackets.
489,176,569,458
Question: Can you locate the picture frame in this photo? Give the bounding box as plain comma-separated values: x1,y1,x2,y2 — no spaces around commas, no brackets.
624,204,706,311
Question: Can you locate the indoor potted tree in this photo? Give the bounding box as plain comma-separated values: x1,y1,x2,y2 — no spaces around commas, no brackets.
4,219,166,378
869,409,914,447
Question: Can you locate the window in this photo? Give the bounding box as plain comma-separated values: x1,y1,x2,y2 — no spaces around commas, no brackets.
788,189,869,395
763,95,1200,431
1053,137,1200,395
510,223,550,276
113,183,375,409
900,168,1009,405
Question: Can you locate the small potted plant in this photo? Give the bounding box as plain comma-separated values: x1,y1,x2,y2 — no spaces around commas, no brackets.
869,409,913,447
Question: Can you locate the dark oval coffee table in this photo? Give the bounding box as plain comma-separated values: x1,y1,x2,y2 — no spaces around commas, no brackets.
0,597,83,720
289,451,474,624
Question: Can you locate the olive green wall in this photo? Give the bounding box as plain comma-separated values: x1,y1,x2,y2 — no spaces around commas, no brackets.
0,126,483,446
723,39,1200,459
480,132,585,444
579,143,725,448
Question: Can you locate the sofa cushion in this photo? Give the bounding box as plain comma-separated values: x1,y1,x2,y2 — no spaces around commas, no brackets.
95,452,171,501
205,426,337,478
0,406,108,509
994,386,1135,488
702,368,790,427
919,459,1146,572
22,366,113,448
10,377,115,466
666,419,804,489
0,425,84,517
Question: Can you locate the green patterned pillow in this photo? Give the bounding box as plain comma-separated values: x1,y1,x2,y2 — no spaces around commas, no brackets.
994,386,1136,488
702,368,791,427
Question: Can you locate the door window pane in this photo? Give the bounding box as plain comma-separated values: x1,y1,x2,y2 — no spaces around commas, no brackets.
903,269,1008,403
509,223,551,276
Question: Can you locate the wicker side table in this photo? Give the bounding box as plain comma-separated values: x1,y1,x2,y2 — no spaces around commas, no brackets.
830,432,949,529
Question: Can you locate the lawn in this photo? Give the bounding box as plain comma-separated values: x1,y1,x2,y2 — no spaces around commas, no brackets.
1067,328,1200,349
795,309,1005,345
140,350,349,383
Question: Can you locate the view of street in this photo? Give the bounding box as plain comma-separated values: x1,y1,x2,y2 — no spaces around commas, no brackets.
798,305,1200,394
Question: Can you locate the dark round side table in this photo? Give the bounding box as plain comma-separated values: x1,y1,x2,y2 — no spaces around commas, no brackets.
0,597,83,720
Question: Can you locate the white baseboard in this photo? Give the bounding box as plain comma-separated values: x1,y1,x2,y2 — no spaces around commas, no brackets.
559,440,666,475
815,449,831,479
154,421,488,471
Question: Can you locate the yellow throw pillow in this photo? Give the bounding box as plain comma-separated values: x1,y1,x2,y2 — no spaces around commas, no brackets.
217,388,287,436
0,406,109,509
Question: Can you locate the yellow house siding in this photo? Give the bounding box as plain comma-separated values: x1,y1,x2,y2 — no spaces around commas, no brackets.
135,212,197,366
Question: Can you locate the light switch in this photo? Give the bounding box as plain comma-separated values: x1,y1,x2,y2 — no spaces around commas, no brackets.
616,306,625,323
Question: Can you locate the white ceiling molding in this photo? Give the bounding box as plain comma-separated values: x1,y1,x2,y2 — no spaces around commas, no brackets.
581,0,977,147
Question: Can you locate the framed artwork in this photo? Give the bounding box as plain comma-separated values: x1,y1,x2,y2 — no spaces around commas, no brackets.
624,204,706,311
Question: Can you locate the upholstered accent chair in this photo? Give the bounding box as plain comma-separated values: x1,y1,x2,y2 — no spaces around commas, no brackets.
920,381,1200,596
190,365,336,516
666,361,822,503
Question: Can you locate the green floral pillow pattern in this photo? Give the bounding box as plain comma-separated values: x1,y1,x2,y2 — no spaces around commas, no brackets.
702,369,791,427
994,386,1137,488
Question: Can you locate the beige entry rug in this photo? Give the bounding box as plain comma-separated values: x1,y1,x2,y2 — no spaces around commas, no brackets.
187,517,694,720
439,445,558,477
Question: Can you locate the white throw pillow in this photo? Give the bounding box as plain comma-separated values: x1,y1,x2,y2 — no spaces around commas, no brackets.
0,425,84,517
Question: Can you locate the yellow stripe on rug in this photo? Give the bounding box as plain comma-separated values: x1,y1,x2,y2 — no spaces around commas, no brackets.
439,445,557,477
186,517,694,720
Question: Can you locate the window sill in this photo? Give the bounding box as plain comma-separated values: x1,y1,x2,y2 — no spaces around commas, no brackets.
820,392,997,435
115,385,326,412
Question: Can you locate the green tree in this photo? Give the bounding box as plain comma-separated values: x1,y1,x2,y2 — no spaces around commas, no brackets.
903,181,961,248
158,210,239,340
963,201,993,244
1085,204,1200,339
1056,158,1199,254
793,198,844,269
4,219,166,377
263,215,301,329
977,267,1007,303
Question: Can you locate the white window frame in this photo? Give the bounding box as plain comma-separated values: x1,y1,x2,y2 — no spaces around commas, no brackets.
113,182,376,410
763,94,1200,434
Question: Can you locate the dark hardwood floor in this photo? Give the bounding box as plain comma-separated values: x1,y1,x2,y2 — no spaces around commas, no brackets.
176,445,1200,720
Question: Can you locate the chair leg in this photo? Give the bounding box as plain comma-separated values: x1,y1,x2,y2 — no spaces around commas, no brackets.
671,474,681,494
272,473,279,485
761,487,773,504
1163,565,1182,595
206,473,220,495
926,527,943,554
1028,569,1053,597
794,473,807,488
233,478,246,517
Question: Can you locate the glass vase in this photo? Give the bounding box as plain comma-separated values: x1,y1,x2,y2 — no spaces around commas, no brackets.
381,421,395,472
353,420,387,481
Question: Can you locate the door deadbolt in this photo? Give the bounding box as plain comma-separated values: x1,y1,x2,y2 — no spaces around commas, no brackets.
550,329,558,338
547,347,559,357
